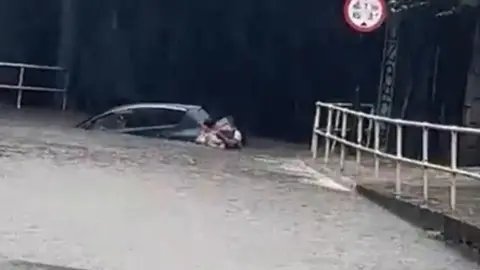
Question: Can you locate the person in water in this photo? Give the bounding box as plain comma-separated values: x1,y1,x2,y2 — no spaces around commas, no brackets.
196,118,243,149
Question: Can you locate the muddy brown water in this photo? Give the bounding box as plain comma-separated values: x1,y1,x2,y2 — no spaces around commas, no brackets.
0,107,476,270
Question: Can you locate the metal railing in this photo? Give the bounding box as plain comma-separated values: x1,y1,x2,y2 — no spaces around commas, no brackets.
311,101,480,211
325,102,375,152
0,62,69,110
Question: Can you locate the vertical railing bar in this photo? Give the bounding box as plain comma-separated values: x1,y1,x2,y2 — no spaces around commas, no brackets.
374,120,380,179
395,124,402,198
356,115,363,174
62,92,68,111
311,104,321,158
366,106,374,148
16,67,25,109
18,67,25,87
422,127,429,203
330,110,342,154
340,111,348,171
324,107,333,165
61,71,69,111
450,130,458,211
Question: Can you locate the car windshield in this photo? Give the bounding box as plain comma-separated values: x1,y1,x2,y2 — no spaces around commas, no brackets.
188,107,210,124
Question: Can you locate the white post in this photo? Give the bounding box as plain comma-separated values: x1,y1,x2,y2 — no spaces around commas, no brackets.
374,120,380,179
356,116,363,174
330,110,342,154
61,72,69,111
395,124,402,197
366,107,374,148
450,130,458,211
422,127,429,203
62,92,68,111
340,111,348,171
324,107,333,165
311,104,321,158
16,67,25,109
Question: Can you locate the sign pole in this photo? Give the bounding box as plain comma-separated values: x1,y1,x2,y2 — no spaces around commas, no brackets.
350,34,363,147
344,0,388,148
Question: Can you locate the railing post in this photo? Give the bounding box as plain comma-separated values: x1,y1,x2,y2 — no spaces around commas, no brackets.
422,127,429,203
356,116,363,174
324,107,333,165
340,111,348,171
395,124,402,197
16,67,25,109
62,92,68,111
374,120,380,179
311,104,321,158
366,107,374,148
61,72,69,111
330,110,342,154
450,130,458,211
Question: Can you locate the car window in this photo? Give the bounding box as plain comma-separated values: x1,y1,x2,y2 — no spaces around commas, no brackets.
92,113,127,130
125,108,185,128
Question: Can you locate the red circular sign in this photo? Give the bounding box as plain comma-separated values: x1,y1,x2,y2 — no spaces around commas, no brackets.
344,0,388,33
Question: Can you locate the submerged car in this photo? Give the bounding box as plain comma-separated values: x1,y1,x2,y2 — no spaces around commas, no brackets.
76,103,245,147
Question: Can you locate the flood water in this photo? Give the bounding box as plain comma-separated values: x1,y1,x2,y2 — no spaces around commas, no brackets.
0,108,476,270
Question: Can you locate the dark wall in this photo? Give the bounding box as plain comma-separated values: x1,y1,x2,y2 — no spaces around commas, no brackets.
0,0,60,105
0,0,474,145
388,9,478,160
0,0,59,64
70,0,384,141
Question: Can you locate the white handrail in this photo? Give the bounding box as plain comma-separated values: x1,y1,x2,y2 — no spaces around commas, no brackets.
311,101,480,211
0,62,64,71
316,101,480,134
0,61,68,110
327,102,374,153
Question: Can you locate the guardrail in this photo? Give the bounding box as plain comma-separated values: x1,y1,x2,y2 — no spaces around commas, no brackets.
310,101,480,211
0,62,68,110
322,102,375,153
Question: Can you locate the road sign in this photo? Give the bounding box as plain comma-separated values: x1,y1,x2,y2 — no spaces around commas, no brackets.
344,0,387,33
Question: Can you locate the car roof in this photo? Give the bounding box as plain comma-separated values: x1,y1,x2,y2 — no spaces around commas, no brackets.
107,103,202,113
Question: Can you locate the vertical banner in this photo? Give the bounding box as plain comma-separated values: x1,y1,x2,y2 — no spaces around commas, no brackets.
376,18,399,151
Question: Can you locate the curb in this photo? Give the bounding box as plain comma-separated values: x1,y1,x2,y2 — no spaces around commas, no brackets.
317,164,357,190
0,260,87,270
299,158,357,191
357,185,480,262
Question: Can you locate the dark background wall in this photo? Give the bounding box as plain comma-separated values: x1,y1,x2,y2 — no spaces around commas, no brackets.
0,0,60,107
0,0,59,64
388,9,478,160
0,0,477,146
70,0,384,141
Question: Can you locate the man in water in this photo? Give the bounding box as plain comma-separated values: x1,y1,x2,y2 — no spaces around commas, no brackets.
196,118,243,149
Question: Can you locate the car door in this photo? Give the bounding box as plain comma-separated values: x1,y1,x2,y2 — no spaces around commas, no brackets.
120,107,186,138
164,112,203,141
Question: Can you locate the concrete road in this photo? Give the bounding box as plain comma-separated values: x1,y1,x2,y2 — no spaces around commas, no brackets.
0,110,476,270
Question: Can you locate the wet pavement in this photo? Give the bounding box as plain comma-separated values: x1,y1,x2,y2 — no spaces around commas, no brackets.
0,108,477,269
